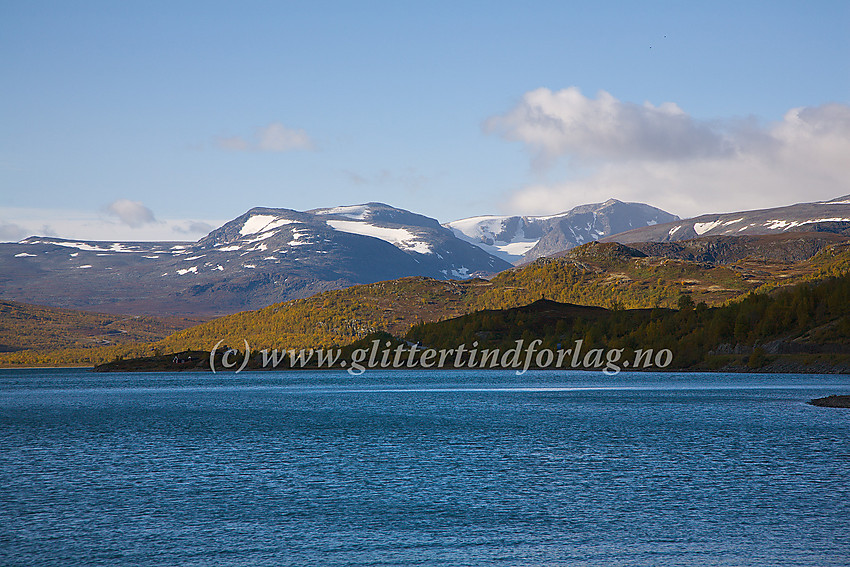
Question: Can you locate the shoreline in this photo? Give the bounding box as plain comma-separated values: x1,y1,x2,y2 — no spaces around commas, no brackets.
2,361,848,375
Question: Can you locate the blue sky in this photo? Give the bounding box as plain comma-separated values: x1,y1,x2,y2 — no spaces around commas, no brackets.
1,1,848,241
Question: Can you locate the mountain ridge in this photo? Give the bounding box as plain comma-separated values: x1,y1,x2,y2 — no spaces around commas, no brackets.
601,195,850,245
0,203,511,315
446,198,678,264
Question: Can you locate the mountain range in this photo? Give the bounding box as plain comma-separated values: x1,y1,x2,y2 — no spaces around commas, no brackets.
602,195,850,244
446,199,677,264
2,196,849,317
0,203,511,315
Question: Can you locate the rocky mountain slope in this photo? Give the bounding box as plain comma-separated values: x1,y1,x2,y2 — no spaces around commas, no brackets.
602,195,850,245
0,203,511,315
446,199,678,264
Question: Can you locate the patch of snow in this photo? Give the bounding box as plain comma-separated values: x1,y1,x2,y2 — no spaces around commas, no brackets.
533,212,570,221
14,252,36,257
451,267,470,279
763,220,802,230
646,220,657,226
240,214,295,236
70,253,79,257
184,255,205,261
446,216,510,241
326,220,433,254
806,217,850,223
28,240,150,253
722,217,745,226
243,264,256,269
77,265,92,269
447,220,538,263
217,245,241,252
669,225,682,236
491,240,538,260
43,241,110,252
313,205,371,220
176,266,198,275
244,231,277,243
143,255,160,259
288,229,313,246
214,265,224,271
693,220,723,235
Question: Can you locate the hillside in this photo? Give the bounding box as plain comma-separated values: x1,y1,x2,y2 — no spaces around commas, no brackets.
3,234,849,368
0,300,205,353
602,195,850,245
406,273,850,372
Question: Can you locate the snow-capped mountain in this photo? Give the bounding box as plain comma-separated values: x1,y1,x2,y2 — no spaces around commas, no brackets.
602,195,850,245
0,203,511,315
446,199,678,264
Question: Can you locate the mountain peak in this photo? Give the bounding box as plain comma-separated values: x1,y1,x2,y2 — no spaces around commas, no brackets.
2,201,513,315
446,199,677,264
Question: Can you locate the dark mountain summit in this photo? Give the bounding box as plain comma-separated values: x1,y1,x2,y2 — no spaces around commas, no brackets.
0,203,511,315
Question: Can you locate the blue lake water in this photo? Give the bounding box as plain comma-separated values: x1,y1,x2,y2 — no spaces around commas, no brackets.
1,368,848,566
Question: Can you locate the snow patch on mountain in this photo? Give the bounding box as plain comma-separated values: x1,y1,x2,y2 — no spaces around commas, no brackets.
326,219,433,254
313,205,370,220
239,215,296,236
694,221,723,235
447,199,678,264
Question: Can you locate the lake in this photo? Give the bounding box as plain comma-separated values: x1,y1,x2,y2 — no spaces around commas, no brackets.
1,368,848,566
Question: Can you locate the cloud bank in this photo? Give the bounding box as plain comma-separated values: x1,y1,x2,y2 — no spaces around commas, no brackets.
105,199,157,228
487,88,850,217
217,122,316,153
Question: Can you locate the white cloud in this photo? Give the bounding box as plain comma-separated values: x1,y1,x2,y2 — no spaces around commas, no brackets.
217,122,315,153
488,88,850,217
172,221,216,235
256,123,315,152
485,87,732,164
105,199,157,228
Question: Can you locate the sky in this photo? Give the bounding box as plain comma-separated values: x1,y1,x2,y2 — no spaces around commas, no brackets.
1,0,848,241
